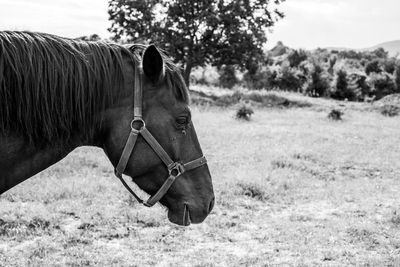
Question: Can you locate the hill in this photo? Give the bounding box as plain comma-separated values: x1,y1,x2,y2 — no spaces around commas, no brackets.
327,40,400,58
364,40,400,57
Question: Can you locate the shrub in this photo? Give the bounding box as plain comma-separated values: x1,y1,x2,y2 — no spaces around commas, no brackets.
328,56,337,74
244,68,277,90
303,64,330,97
338,50,363,60
218,65,238,89
288,49,308,68
350,73,370,99
275,66,306,92
372,47,388,59
380,105,400,117
331,70,351,100
365,60,382,75
395,63,400,91
367,73,397,99
215,91,242,106
328,109,343,121
236,182,266,201
383,58,397,74
236,104,254,120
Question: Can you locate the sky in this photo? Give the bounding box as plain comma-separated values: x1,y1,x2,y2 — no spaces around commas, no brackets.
0,0,399,50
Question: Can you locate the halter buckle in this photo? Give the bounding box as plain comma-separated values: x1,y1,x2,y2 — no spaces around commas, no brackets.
130,118,146,133
168,162,185,178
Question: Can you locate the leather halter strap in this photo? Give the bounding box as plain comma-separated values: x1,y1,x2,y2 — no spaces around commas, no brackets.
114,65,207,207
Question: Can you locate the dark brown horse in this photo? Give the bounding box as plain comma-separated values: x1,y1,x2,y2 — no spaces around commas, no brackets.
0,31,214,226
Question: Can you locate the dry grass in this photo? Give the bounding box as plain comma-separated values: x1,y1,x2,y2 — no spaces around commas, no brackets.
1,99,400,266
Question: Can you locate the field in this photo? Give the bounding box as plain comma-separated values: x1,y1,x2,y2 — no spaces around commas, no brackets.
1,94,400,266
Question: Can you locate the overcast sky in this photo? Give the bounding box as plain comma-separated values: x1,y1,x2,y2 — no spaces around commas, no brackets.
0,0,398,49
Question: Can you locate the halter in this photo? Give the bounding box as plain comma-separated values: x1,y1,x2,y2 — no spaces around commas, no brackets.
114,65,207,207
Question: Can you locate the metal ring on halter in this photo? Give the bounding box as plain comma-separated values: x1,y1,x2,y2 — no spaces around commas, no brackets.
168,163,185,177
130,118,146,133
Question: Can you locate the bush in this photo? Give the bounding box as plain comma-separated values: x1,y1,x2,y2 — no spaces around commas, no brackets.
349,73,370,99
328,109,343,121
236,104,254,120
236,182,266,201
365,60,382,75
338,50,364,60
380,105,400,117
303,64,330,97
219,65,238,89
275,66,306,92
383,58,397,74
394,63,400,91
367,73,397,99
244,68,277,90
372,47,388,59
331,70,351,100
288,49,308,68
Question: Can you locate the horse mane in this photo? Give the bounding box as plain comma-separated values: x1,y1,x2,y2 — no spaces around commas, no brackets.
0,31,188,145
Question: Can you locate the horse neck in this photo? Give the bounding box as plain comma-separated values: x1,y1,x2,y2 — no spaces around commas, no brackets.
0,135,79,194
0,54,135,195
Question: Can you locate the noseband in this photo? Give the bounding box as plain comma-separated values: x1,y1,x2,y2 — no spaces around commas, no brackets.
114,65,207,207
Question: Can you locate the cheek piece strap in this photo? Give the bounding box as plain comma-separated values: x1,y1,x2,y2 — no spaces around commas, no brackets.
113,65,207,207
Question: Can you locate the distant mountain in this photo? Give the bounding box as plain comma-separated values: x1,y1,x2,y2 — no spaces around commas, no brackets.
363,40,400,57
327,40,400,58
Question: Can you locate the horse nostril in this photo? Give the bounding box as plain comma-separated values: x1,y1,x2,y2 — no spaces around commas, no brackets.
208,197,215,214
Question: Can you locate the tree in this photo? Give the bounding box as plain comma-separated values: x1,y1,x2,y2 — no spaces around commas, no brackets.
383,58,396,74
218,65,238,89
372,47,388,59
331,70,348,100
108,0,285,85
367,73,396,99
365,60,381,75
288,49,308,68
304,64,330,97
394,62,400,91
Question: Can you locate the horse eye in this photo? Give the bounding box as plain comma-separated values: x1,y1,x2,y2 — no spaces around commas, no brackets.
176,117,188,125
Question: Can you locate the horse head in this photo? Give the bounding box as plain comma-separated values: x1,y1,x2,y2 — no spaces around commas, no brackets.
102,45,215,226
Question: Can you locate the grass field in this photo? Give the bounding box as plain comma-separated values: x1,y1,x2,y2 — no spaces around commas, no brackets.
1,97,400,266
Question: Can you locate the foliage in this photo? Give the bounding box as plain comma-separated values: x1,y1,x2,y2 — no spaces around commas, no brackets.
338,50,364,60
383,58,397,74
190,42,398,102
236,104,254,120
328,109,344,121
372,47,389,59
108,0,285,85
244,67,277,90
365,60,382,75
218,65,238,89
395,63,400,91
275,66,306,92
367,73,397,100
236,182,266,201
304,64,330,97
331,70,349,100
348,73,369,101
288,49,308,68
380,104,400,117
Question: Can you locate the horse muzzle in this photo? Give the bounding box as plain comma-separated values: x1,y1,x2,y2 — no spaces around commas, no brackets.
167,197,215,226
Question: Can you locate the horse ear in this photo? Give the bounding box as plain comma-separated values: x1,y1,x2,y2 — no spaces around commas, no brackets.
142,44,164,83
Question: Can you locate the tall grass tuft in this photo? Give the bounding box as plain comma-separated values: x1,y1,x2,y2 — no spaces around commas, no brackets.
236,104,254,121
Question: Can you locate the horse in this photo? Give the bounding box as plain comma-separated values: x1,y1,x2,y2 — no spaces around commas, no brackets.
0,31,214,226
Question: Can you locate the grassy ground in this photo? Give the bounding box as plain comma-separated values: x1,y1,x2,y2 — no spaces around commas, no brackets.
1,99,400,266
